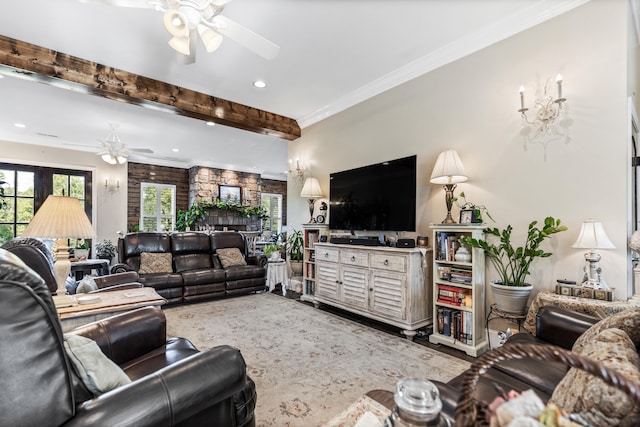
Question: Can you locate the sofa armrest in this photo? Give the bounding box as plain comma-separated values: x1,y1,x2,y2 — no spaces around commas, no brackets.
62,345,248,427
89,283,143,293
92,271,139,288
247,254,267,267
69,307,167,365
536,305,599,349
110,263,133,274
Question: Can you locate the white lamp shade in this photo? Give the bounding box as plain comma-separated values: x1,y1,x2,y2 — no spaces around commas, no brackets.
430,149,469,185
572,219,615,249
300,177,324,198
163,10,189,38
168,35,191,55
22,195,95,239
198,25,223,53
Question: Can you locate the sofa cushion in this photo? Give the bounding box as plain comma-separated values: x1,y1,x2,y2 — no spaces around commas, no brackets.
63,334,131,396
139,252,173,274
217,248,247,268
136,272,183,290
225,264,265,281
571,307,640,354
551,327,640,426
174,253,214,273
181,268,226,286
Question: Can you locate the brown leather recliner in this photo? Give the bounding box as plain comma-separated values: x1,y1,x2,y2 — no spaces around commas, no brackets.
0,248,257,426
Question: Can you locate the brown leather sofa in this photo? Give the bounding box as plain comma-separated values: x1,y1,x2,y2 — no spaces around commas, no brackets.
114,231,266,305
432,305,600,423
0,247,257,426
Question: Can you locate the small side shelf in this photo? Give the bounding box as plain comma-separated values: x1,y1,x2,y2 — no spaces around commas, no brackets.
300,223,329,303
430,224,488,357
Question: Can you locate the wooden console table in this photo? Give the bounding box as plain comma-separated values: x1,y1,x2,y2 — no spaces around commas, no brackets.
57,287,166,332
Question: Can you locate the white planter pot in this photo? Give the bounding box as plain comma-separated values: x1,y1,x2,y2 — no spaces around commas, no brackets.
290,261,303,276
490,281,533,314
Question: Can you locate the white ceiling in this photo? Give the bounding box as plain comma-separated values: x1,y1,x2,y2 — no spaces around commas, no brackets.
0,0,589,179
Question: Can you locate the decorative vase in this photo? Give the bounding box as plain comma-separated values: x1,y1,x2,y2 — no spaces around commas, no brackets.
454,246,471,263
490,281,533,314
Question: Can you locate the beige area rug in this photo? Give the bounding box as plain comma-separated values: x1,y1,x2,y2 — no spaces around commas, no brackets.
164,293,470,427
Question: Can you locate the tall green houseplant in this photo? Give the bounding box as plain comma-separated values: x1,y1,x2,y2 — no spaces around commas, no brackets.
286,229,304,276
459,216,567,287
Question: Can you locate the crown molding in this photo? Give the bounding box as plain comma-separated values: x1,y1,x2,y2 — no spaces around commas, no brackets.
298,0,591,129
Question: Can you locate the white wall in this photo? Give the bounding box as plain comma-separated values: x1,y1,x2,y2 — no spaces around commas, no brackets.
1,140,128,247
289,0,634,300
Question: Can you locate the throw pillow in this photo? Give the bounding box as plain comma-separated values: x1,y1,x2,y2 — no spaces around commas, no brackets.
216,248,247,268
63,334,131,396
550,328,640,426
572,307,640,353
75,276,98,293
138,252,173,274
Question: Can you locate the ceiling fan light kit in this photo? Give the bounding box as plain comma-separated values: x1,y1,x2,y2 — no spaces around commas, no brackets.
88,0,280,62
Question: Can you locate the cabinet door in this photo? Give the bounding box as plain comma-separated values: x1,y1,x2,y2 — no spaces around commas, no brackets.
316,261,340,301
369,270,406,320
341,266,368,309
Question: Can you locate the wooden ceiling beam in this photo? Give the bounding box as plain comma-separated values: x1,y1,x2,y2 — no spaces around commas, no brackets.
0,35,301,141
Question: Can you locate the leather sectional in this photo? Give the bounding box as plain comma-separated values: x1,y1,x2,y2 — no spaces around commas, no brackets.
114,231,266,305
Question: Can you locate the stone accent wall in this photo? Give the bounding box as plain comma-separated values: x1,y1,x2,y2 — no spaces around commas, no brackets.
189,166,260,206
128,162,189,231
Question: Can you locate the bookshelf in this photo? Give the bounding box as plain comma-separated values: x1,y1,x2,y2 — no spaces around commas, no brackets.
300,223,329,302
429,224,488,356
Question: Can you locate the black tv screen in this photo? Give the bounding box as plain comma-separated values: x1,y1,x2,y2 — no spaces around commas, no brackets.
329,155,416,231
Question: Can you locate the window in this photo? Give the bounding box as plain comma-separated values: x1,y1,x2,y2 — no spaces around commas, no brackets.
0,163,92,245
141,183,176,232
261,193,282,235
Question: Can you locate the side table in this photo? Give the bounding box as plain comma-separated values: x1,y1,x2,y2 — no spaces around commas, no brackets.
485,304,526,349
57,287,166,332
523,291,640,335
70,259,110,280
266,260,288,296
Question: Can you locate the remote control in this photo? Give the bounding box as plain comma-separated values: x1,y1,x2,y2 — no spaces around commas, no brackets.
556,279,577,285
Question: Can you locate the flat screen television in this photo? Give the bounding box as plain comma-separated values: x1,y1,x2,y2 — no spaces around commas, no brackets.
329,155,416,232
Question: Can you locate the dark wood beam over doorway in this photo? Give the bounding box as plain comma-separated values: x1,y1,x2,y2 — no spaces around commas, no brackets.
0,35,301,141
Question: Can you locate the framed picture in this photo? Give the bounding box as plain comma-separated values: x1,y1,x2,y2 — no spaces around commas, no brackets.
460,208,481,224
219,185,242,203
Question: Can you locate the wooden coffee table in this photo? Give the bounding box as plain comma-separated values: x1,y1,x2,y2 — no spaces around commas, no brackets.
57,287,166,332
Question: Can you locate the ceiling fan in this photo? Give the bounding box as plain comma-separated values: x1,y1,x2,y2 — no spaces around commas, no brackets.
80,0,280,64
96,123,154,164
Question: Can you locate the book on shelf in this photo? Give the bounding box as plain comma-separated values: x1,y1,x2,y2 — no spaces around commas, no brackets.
437,284,472,307
435,307,473,345
435,232,463,262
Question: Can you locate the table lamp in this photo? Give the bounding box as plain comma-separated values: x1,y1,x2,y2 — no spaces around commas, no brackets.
571,219,615,289
22,195,96,307
300,177,324,223
430,149,468,223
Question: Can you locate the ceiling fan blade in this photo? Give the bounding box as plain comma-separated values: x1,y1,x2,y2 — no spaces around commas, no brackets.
78,0,157,8
212,15,279,60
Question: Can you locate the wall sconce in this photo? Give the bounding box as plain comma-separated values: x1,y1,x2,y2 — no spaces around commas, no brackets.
289,158,305,181
518,74,567,140
105,178,120,192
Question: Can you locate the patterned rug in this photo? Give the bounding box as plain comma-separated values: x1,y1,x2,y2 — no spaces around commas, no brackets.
164,293,469,426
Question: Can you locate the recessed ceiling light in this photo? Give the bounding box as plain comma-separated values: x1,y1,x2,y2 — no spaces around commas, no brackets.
0,75,4,79
172,148,179,152
253,80,267,88
14,123,26,128
206,121,215,126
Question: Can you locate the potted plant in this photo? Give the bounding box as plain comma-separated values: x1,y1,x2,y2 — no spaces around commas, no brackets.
96,239,117,262
263,243,283,261
286,229,304,275
74,239,90,260
459,216,567,314
454,192,494,223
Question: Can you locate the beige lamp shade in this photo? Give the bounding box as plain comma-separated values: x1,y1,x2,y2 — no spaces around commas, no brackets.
22,195,95,239
572,219,615,249
430,149,468,185
300,177,324,198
